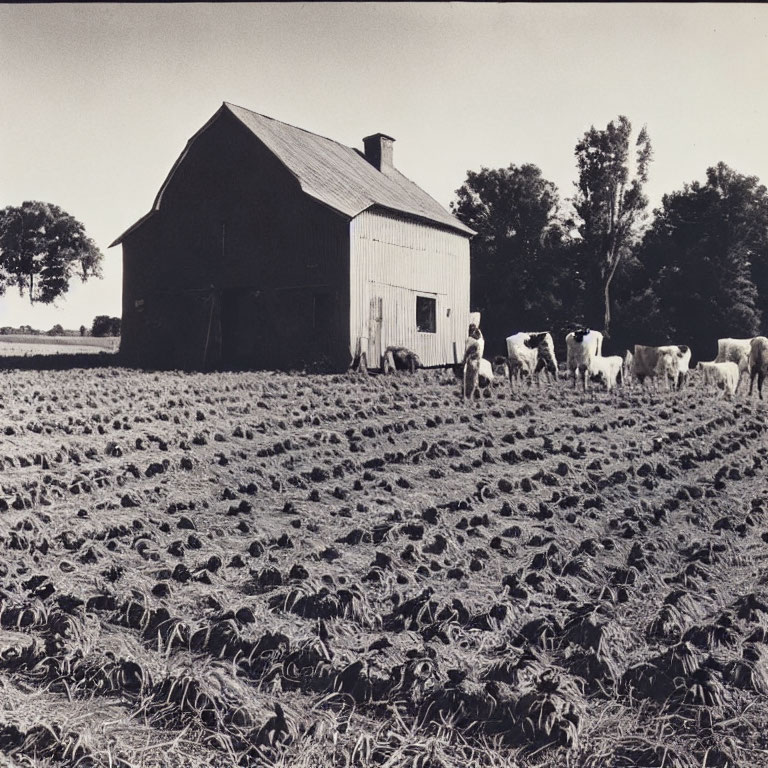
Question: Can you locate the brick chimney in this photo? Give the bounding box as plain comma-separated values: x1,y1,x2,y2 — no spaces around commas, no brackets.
363,133,395,172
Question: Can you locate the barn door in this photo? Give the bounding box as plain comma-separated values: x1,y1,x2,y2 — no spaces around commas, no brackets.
220,288,263,367
220,290,238,365
368,295,383,367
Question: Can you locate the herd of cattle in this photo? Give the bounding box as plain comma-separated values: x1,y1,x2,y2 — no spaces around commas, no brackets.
378,330,768,402
460,328,768,400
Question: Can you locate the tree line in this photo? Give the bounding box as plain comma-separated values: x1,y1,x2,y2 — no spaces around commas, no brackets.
0,317,121,337
3,122,767,367
452,116,768,363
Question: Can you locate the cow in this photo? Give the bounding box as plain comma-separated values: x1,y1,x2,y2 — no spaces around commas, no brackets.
566,329,604,390
748,336,768,400
463,356,494,399
464,323,485,363
461,322,493,399
697,361,740,398
477,358,494,387
492,355,510,380
656,345,692,390
633,344,692,390
714,337,753,392
622,349,635,387
588,355,624,392
674,345,693,389
715,337,753,364
505,331,558,386
382,346,421,374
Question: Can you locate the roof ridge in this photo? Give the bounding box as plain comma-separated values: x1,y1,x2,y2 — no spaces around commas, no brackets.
112,102,475,245
223,101,358,154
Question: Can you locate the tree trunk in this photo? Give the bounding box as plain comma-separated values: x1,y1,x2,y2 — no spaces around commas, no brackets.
29,273,33,304
603,250,621,338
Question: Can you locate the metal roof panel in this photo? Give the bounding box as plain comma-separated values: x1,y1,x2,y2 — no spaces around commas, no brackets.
111,102,474,246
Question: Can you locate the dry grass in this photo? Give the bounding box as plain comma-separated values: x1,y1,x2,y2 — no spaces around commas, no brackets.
0,335,119,357
0,366,766,766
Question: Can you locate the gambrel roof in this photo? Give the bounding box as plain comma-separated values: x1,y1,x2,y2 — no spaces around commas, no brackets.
111,102,473,246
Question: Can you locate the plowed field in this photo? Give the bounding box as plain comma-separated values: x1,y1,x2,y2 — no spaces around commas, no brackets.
1,367,767,767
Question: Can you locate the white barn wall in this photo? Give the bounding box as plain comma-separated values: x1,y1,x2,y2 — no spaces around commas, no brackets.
349,208,470,367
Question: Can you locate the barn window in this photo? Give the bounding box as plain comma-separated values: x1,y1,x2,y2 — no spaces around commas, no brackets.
416,296,436,333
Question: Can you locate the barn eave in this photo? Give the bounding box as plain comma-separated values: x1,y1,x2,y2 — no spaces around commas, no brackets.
359,203,475,238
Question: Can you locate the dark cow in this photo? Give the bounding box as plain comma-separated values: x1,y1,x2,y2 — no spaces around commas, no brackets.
748,336,768,399
492,355,510,380
382,346,422,374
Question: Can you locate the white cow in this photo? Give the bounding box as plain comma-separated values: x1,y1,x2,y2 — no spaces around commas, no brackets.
715,337,753,364
633,344,692,390
505,332,558,386
714,338,753,392
588,355,624,392
622,350,635,387
566,329,604,390
672,345,692,389
463,357,494,399
654,345,693,390
697,361,740,397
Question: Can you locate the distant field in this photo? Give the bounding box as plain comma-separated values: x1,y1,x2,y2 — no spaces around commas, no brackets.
0,335,119,356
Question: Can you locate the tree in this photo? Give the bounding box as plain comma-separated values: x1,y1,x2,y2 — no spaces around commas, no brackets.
79,325,86,337
47,324,65,337
572,116,652,338
452,164,571,353
702,163,768,323
0,201,102,304
92,315,121,337
627,164,764,359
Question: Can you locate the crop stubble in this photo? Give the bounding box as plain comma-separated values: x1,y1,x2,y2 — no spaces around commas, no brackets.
0,367,767,767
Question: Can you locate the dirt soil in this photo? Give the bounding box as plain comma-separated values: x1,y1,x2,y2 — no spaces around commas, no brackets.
0,366,767,768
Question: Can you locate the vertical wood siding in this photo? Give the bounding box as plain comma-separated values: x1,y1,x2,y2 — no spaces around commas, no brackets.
349,209,470,367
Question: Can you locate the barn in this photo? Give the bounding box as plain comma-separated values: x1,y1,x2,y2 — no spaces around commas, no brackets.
110,102,475,371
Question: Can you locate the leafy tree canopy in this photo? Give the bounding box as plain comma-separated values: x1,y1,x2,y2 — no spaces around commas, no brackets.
625,163,765,358
91,315,121,337
452,164,571,352
572,116,652,337
0,201,103,304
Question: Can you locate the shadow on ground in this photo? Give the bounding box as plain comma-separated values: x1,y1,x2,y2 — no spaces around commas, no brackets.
0,353,120,371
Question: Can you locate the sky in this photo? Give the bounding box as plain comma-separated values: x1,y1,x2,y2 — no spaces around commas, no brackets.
2,3,768,330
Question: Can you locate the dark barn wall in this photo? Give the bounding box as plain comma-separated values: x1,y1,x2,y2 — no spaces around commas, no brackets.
120,216,170,368
121,109,350,371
